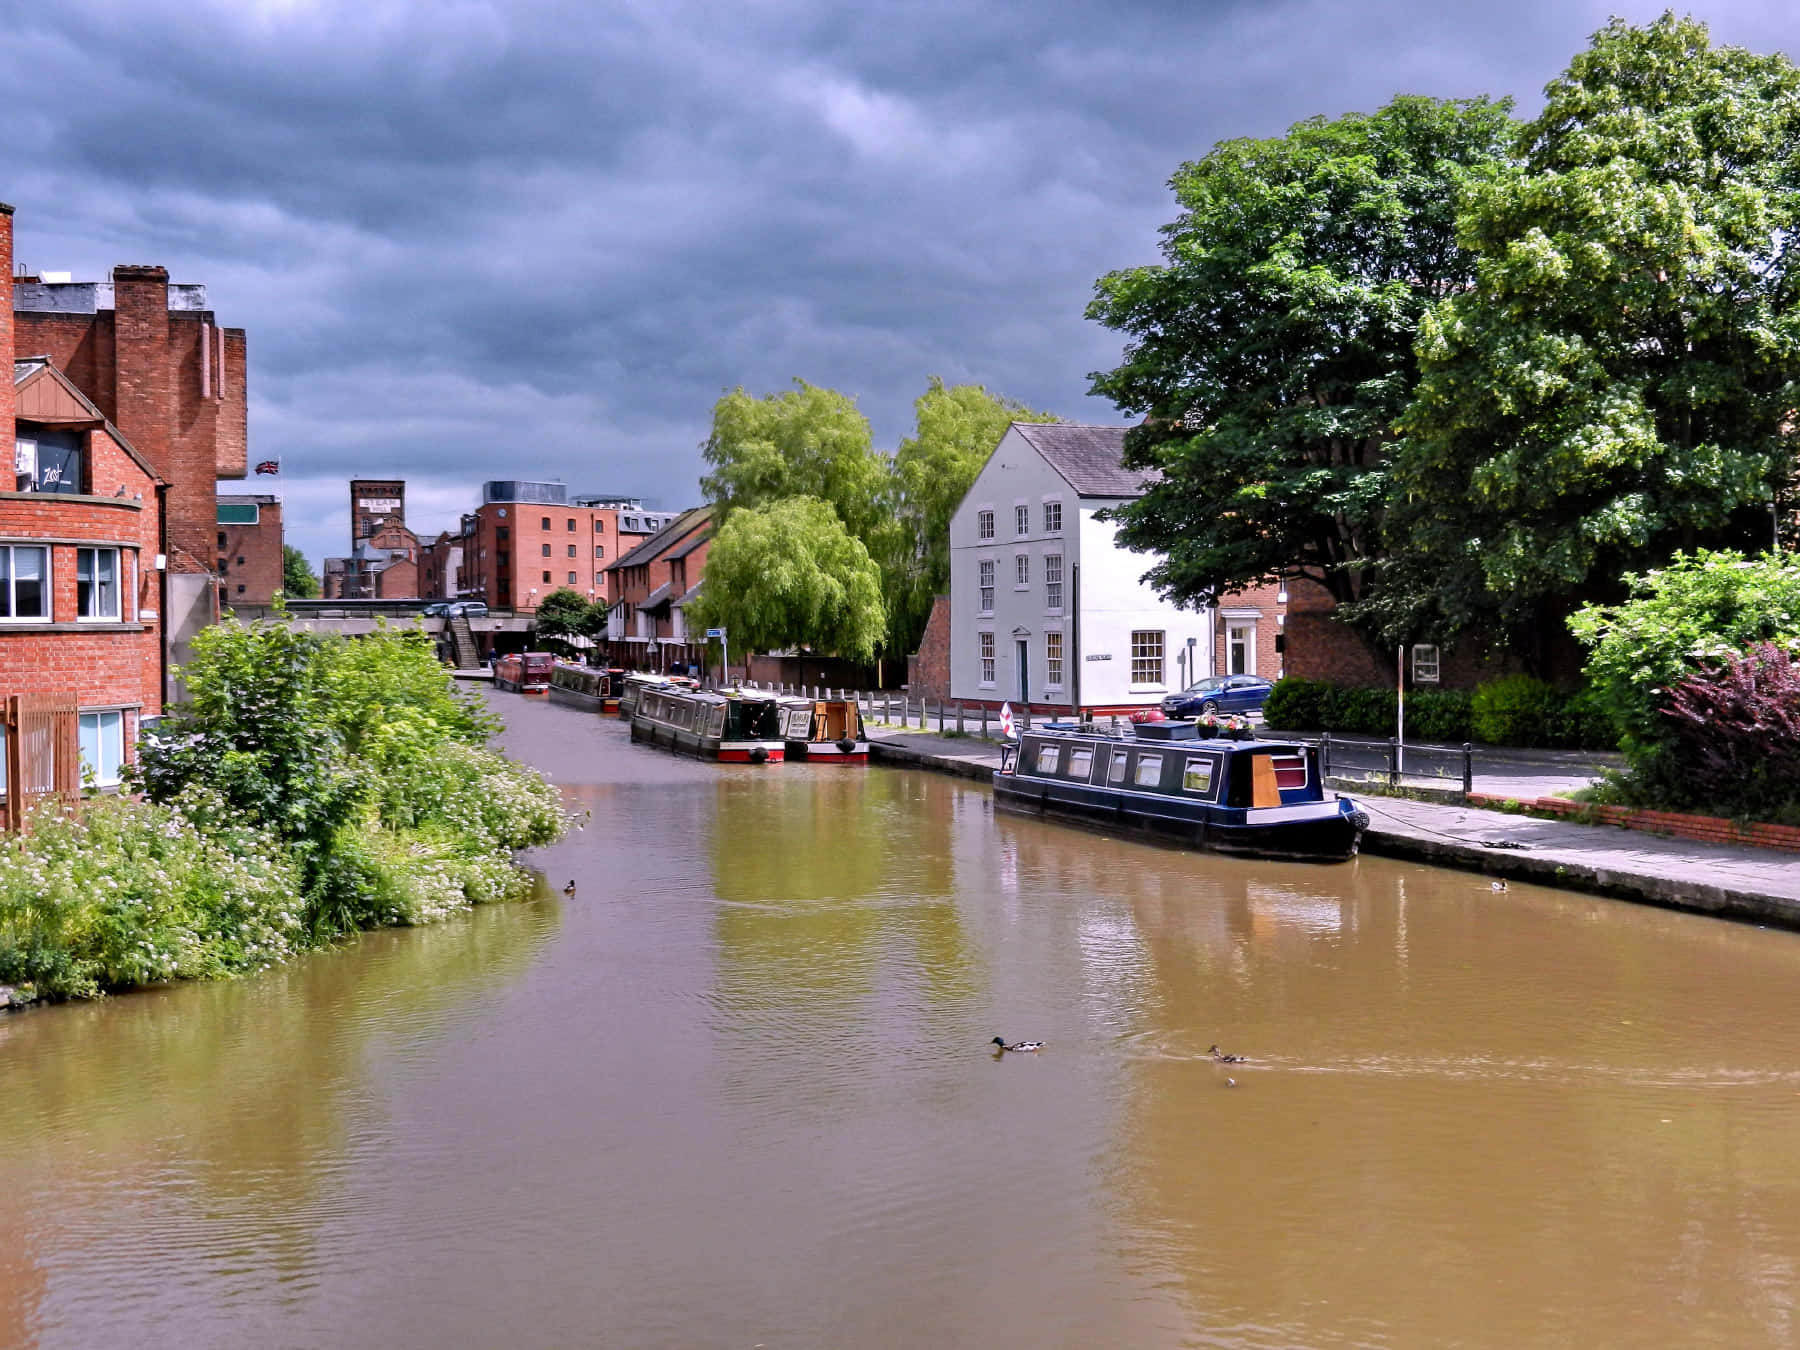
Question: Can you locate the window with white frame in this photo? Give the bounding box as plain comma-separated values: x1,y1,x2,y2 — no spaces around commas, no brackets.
0,544,50,620
978,631,996,685
1014,504,1030,537
1227,622,1256,675
1043,500,1062,534
1045,631,1064,688
1412,644,1441,684
978,559,995,612
1014,553,1029,587
78,709,125,787
1130,630,1165,685
977,509,995,541
1044,554,1062,610
75,547,119,622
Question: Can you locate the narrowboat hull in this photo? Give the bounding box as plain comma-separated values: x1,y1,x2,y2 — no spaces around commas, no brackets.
993,773,1364,861
784,739,870,763
547,683,601,711
630,717,783,762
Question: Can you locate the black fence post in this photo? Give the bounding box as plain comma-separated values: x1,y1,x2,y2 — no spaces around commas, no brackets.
1462,742,1474,797
1387,737,1399,789
956,701,964,734
1321,731,1332,778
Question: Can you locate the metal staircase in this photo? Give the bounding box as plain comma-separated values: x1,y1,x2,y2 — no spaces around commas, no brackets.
447,614,481,669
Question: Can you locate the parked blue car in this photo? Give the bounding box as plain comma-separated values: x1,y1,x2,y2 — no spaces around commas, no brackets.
1160,674,1273,719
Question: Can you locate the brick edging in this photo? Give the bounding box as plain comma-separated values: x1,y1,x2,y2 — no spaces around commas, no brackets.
1466,792,1800,854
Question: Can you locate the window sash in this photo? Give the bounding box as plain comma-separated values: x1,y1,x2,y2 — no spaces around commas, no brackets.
1015,554,1029,586
78,547,120,620
1130,629,1165,684
78,710,124,787
1045,632,1063,687
1014,505,1029,536
979,632,995,684
977,511,995,541
1043,501,1061,533
1412,644,1441,684
0,545,50,620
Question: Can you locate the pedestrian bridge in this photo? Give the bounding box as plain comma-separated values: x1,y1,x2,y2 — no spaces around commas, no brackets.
228,600,533,638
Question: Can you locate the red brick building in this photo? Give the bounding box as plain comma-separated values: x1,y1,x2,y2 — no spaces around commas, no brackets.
1,203,167,821
603,507,713,671
419,530,463,602
14,247,249,674
216,493,283,608
456,483,677,612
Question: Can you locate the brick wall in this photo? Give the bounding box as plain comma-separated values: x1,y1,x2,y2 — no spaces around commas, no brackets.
907,593,950,698
217,499,283,607
0,204,12,442
375,556,419,598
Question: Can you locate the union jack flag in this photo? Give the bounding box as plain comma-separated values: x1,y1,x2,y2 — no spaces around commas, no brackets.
254,459,280,475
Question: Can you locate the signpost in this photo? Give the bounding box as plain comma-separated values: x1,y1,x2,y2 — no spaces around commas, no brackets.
706,628,728,687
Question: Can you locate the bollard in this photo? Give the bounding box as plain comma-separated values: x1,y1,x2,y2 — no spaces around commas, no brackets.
981,703,989,738
956,701,964,734
1321,731,1332,777
1462,742,1474,797
884,692,893,724
1387,737,1399,789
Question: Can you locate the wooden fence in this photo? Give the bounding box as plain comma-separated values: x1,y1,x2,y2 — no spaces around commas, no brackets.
2,691,81,833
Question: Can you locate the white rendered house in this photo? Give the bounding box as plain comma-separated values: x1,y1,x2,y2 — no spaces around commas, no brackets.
946,423,1269,715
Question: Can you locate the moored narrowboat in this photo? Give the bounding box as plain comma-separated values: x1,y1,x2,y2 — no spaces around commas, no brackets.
783,697,870,763
995,720,1367,862
630,685,787,762
618,672,694,719
495,651,556,694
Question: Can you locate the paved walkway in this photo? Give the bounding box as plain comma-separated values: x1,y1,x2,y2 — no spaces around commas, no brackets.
866,725,1800,928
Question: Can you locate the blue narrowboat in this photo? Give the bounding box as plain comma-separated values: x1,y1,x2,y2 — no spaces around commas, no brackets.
994,720,1367,862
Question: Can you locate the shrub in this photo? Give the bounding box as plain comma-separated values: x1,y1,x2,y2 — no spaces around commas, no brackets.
1470,675,1564,746
1262,678,1332,730
1330,686,1398,736
1405,688,1473,743
1660,643,1800,818
1552,684,1618,751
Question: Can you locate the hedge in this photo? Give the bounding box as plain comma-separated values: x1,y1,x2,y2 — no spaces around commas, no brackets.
1262,677,1616,750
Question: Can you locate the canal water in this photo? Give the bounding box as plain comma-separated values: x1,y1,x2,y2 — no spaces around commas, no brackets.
4,695,1800,1348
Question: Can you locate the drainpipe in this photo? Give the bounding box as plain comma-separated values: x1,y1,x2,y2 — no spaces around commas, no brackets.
1070,562,1081,717
156,482,171,711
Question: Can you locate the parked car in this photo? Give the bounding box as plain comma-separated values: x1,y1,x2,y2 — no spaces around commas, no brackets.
446,601,489,618
1160,674,1272,719
421,602,450,617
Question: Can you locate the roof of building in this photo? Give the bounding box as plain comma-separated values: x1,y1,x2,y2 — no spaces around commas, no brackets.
675,581,704,607
666,531,710,563
218,493,279,506
607,505,712,574
1009,422,1151,498
12,355,162,485
640,582,673,611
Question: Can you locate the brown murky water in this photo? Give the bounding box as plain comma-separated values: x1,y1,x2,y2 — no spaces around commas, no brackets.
4,695,1800,1348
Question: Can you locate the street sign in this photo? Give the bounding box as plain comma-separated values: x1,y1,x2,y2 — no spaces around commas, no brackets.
705,627,726,638
999,702,1015,738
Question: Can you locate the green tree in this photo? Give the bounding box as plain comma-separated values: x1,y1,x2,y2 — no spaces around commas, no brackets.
885,377,1058,655
700,380,889,541
1388,15,1800,647
1086,94,1515,620
532,587,597,659
689,496,886,662
282,545,319,599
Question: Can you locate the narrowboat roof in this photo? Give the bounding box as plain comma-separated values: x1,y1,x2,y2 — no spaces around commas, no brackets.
1022,722,1305,753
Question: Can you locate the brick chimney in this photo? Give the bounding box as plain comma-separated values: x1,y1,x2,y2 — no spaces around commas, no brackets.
111,264,172,478
0,202,14,445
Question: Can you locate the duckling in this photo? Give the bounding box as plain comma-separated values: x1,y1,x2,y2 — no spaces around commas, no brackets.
992,1036,1043,1053
1225,1076,1238,1089
1208,1044,1247,1064
563,880,577,896
1491,879,1508,893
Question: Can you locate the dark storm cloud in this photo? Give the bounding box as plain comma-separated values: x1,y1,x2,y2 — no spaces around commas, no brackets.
2,0,1793,562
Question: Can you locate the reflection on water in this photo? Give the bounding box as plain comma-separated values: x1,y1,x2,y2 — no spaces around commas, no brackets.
5,695,1800,1348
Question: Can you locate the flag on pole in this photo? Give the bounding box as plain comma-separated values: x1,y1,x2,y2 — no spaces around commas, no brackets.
254,459,281,475
999,702,1015,739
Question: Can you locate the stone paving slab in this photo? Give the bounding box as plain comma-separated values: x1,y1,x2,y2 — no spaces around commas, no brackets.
868,727,1800,929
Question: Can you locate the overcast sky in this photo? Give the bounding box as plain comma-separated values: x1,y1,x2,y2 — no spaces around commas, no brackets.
4,0,1794,566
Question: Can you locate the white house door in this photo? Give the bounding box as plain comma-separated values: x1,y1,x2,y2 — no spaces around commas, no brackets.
1016,638,1029,705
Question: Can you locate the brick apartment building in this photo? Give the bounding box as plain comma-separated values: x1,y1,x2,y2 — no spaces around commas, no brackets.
456,481,677,612
603,506,713,672
1,203,166,823
419,530,463,602
13,245,249,674
216,493,283,608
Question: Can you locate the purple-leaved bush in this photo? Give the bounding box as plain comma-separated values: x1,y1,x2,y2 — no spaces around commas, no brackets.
1662,643,1800,815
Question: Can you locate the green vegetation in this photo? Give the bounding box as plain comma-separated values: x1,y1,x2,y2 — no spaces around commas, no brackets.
0,620,563,1002
281,545,320,599
533,586,601,660
1262,676,1613,749
1662,644,1800,823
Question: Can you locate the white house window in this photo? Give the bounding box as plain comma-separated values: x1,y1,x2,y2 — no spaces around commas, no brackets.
78,709,125,787
1044,554,1062,610
1014,504,1030,537
1043,500,1062,534
979,631,996,685
1412,644,1441,684
977,510,995,541
1228,622,1256,675
1131,630,1165,686
978,559,995,613
0,544,50,620
1045,631,1064,688
1014,553,1029,587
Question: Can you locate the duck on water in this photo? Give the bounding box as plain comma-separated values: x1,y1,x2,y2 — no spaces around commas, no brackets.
993,1037,1043,1053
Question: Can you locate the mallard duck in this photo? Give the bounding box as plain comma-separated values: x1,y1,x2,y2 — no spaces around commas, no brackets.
1208,1044,1247,1064
1491,879,1508,893
992,1037,1043,1053
563,880,577,896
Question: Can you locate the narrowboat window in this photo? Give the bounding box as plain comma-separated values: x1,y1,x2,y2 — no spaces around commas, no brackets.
1134,753,1163,787
711,707,727,737
1109,749,1129,784
1035,744,1061,774
1068,747,1093,778
1271,753,1309,789
1182,757,1215,794
786,708,812,738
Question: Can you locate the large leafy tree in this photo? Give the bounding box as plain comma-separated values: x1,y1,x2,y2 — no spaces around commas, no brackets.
885,377,1058,655
1388,15,1800,644
700,380,889,541
281,545,319,599
690,496,886,662
532,586,598,658
1087,94,1516,615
